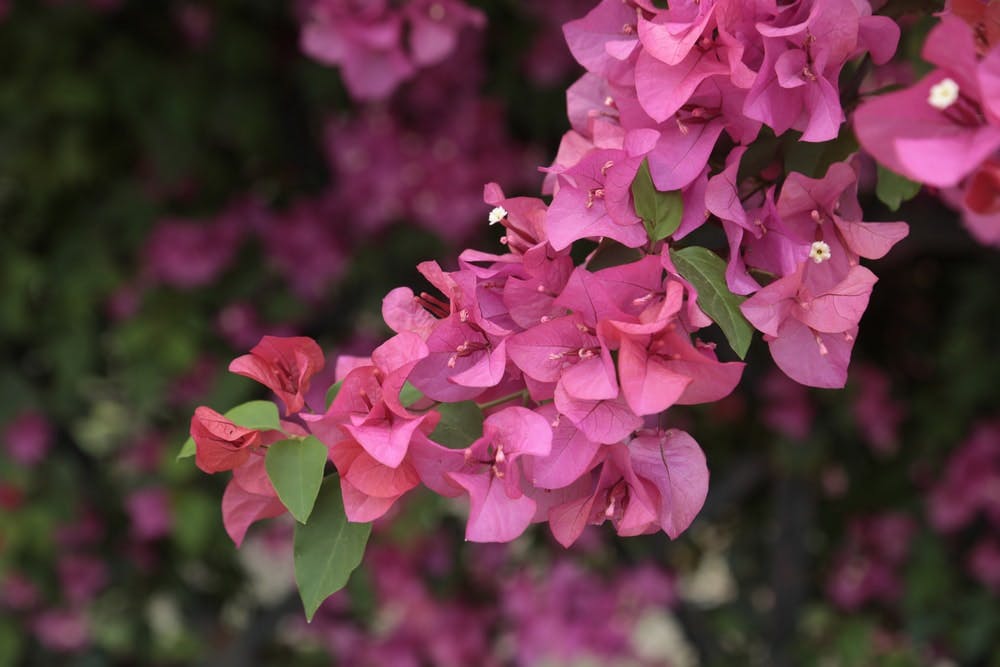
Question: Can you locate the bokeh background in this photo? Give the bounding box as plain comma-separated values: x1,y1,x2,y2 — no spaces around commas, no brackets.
1,1,998,665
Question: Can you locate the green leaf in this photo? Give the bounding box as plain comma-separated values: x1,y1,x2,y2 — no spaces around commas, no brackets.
399,381,424,407
176,400,281,460
175,436,197,462
430,401,484,447
325,380,343,410
631,159,684,242
293,476,371,621
265,436,329,523
670,246,754,359
875,164,921,211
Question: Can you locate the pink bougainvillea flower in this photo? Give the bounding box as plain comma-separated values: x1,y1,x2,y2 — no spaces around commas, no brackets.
508,313,622,430
634,1,738,124
305,332,431,469
406,314,508,402
622,75,760,191
383,287,438,340
777,163,909,268
482,182,552,256
525,404,604,490
221,455,286,547
329,437,421,522
608,303,694,416
746,263,878,337
855,74,1000,188
547,428,708,546
742,261,878,388
443,407,552,542
629,429,710,538
947,156,1000,245
744,0,898,142
562,0,641,87
501,253,574,330
229,336,325,415
855,16,1000,187
190,407,277,474
555,254,666,327
310,370,428,470
617,327,743,415
545,147,648,251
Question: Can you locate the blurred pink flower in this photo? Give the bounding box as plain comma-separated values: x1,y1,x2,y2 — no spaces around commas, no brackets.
968,538,1000,591
1,573,40,611
760,368,814,440
2,411,53,467
851,365,905,456
32,608,89,653
301,0,484,100
256,197,346,301
174,2,214,48
827,512,915,610
120,432,166,474
928,421,1000,533
126,487,173,541
58,554,109,604
54,510,104,548
143,216,240,289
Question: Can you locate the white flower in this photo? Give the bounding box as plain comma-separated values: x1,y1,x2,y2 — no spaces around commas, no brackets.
809,240,832,263
928,78,959,110
488,206,508,225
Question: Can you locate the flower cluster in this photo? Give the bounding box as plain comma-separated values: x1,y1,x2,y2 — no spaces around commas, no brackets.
855,6,1000,245
553,0,907,387
300,0,486,100
189,0,911,613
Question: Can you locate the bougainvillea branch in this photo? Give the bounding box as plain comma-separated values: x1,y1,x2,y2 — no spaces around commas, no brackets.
184,0,928,617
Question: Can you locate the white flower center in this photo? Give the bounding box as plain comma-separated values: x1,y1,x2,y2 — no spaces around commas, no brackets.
809,240,832,263
928,78,959,110
488,206,507,225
